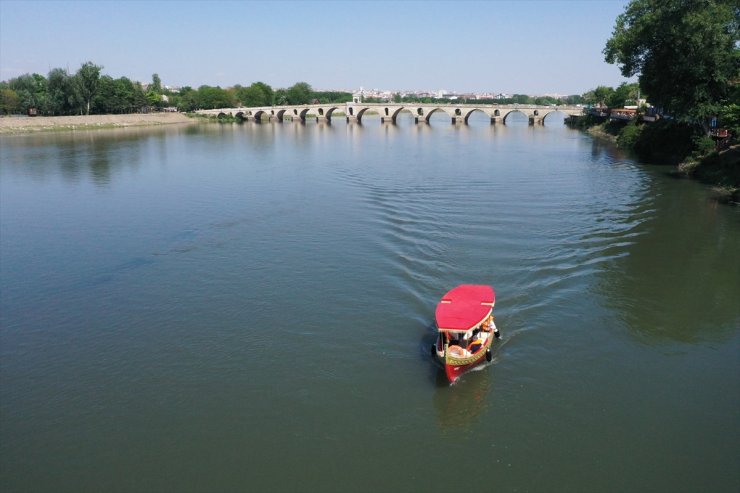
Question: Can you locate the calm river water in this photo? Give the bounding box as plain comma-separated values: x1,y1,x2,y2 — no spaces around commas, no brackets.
1,112,739,492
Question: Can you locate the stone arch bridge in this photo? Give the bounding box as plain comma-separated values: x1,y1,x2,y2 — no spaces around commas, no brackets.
196,102,583,125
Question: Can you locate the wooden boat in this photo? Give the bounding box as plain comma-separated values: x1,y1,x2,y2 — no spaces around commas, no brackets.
432,284,500,383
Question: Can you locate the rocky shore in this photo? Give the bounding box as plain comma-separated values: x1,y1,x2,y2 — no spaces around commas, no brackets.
0,113,195,134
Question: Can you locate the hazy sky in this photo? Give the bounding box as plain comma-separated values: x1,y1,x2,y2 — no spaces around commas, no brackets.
0,0,634,95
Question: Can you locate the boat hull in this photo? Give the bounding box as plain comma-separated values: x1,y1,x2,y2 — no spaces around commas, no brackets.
433,332,494,383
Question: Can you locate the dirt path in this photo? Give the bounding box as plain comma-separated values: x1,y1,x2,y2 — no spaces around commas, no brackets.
0,113,195,134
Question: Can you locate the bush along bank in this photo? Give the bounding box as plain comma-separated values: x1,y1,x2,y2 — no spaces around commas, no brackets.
570,118,739,204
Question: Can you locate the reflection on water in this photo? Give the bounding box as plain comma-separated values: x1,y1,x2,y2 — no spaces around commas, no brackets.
1,120,739,492
433,367,492,432
599,167,740,343
0,126,182,186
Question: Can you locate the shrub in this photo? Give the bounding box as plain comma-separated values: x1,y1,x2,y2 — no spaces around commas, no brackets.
633,120,696,164
617,121,642,148
691,135,716,159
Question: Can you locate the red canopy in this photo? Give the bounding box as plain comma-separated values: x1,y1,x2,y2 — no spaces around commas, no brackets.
435,284,495,332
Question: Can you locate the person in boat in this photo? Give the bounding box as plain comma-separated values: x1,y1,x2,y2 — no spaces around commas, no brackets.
460,330,472,350
468,336,484,353
482,315,501,338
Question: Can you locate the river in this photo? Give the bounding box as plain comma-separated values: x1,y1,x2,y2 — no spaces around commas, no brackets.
1,112,738,492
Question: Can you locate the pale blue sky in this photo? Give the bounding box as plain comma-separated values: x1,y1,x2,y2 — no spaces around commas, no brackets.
0,0,633,95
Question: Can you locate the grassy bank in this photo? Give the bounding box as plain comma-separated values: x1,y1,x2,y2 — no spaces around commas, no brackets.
679,146,740,203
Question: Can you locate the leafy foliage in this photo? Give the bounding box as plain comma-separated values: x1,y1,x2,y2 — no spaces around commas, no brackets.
94,76,147,114
0,88,19,114
617,121,642,148
76,62,103,115
633,120,698,164
604,0,739,123
47,68,78,115
285,82,312,104
234,82,274,107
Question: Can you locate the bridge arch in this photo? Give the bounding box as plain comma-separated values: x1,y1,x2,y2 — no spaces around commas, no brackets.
389,107,406,123
324,106,340,122
502,110,528,124
463,108,493,124
355,107,373,123
423,107,455,123
541,110,568,124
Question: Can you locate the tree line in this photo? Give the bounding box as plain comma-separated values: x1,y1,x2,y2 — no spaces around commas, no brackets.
365,93,586,106
0,64,353,116
0,60,649,118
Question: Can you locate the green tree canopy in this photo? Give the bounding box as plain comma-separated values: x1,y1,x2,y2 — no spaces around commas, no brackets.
608,82,641,108
8,73,48,113
0,88,19,114
236,81,274,106
47,68,77,115
75,61,103,115
193,85,236,109
286,82,312,104
274,88,288,105
583,85,616,106
95,76,147,114
604,0,739,124
151,73,162,93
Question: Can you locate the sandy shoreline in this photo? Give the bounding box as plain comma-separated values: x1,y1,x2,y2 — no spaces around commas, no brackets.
0,113,196,134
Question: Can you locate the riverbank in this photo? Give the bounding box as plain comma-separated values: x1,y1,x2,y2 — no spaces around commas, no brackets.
586,124,617,144
679,145,740,203
573,118,739,203
0,113,195,134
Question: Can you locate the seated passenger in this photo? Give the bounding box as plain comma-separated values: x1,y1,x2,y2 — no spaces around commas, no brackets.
468,337,484,353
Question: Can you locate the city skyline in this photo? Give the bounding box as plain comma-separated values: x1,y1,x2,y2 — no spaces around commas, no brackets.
0,0,635,95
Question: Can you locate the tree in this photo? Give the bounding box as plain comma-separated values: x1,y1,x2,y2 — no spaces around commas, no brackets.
8,73,48,114
0,88,19,114
95,76,144,114
151,73,162,93
511,94,533,104
604,0,739,126
75,61,103,115
47,68,77,115
274,88,288,105
146,90,162,109
193,85,235,109
286,82,312,104
608,82,641,109
583,85,616,106
234,81,274,107
177,86,197,112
